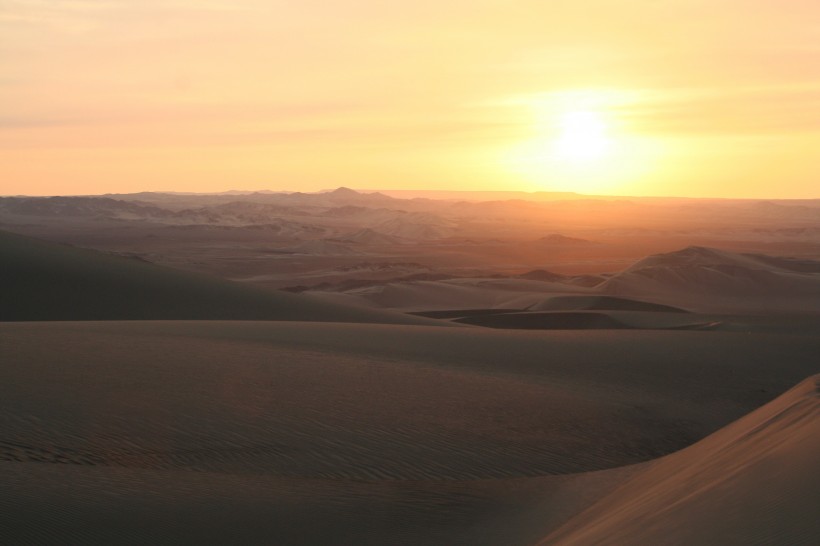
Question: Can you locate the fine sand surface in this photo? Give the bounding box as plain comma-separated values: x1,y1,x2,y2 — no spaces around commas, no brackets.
1,321,819,544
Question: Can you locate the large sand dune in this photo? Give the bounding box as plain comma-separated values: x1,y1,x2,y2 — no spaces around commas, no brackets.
0,230,440,325
542,375,820,545
601,246,820,313
1,321,818,544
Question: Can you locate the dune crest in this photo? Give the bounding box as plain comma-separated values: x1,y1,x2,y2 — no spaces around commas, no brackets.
601,246,820,313
541,375,820,545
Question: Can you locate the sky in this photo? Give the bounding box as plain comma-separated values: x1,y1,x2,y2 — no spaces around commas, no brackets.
2,0,819,198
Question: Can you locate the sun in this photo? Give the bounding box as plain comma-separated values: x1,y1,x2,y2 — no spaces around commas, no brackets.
500,89,661,194
552,110,613,163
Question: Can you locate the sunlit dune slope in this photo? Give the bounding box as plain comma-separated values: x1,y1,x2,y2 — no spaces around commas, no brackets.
0,230,443,325
541,375,820,545
601,246,820,313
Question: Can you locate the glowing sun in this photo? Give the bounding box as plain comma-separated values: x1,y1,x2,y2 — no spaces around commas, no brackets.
552,110,612,163
501,89,662,194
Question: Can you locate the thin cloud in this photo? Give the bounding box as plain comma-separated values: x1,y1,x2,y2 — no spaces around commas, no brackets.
618,86,820,135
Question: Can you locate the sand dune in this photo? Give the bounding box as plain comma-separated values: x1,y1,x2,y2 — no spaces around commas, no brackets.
1,321,818,544
3,322,818,479
0,230,441,325
0,460,633,546
542,375,820,545
601,246,820,313
280,239,363,256
527,295,687,313
331,227,406,245
457,311,629,329
344,278,585,311
375,216,456,239
448,295,699,331
455,310,717,330
318,246,820,319
345,280,522,310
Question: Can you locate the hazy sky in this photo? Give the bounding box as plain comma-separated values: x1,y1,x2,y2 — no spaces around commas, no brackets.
2,1,819,197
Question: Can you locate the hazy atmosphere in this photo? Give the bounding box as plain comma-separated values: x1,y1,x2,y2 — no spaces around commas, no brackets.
3,0,820,197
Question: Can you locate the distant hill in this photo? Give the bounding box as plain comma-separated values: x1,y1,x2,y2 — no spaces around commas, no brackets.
376,213,457,239
0,196,172,220
366,189,583,201
536,234,594,246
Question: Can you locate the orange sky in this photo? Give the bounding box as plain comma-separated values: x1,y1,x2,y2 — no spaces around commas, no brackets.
2,1,819,198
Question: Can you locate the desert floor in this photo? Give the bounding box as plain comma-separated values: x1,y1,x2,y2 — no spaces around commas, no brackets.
2,192,819,544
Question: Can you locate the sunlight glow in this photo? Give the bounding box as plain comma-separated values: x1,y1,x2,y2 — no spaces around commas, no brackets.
553,110,612,163
501,89,662,194
3,1,820,197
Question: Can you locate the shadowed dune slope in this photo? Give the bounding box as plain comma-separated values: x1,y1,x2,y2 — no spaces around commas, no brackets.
456,311,630,330
541,375,820,546
455,310,717,330
0,230,443,325
0,460,635,546
2,321,818,479
528,295,686,313
1,322,819,544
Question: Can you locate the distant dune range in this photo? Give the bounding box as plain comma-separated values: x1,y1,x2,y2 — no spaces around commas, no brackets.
1,210,819,543
328,246,820,318
11,226,792,331
0,230,441,325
